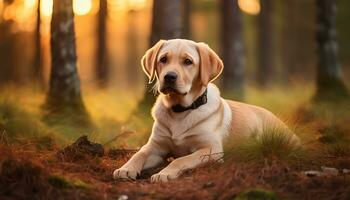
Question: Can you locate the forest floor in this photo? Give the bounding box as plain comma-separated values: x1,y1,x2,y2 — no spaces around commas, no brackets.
0,132,349,200
0,85,350,200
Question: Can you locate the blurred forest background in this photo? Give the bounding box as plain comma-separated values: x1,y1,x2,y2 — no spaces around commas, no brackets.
0,0,350,199
0,0,349,145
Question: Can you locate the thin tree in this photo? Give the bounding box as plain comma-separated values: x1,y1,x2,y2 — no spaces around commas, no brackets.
281,0,315,82
0,0,15,85
138,0,182,110
150,0,182,46
257,0,273,87
126,10,140,87
47,0,86,112
314,0,348,101
182,0,191,39
221,0,245,100
32,0,44,87
96,0,108,87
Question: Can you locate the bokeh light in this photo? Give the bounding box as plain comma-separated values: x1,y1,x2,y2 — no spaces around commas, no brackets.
238,0,260,15
73,0,92,16
41,0,53,17
3,0,36,31
24,0,36,8
41,0,92,17
108,0,147,21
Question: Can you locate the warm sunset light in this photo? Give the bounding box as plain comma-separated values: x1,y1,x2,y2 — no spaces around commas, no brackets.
0,1,3,14
2,0,36,30
108,0,147,21
0,0,349,199
24,0,36,8
41,0,53,17
73,0,92,16
238,0,260,15
128,0,147,11
40,0,92,17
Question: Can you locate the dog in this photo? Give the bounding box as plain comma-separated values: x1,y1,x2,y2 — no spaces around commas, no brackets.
113,39,299,182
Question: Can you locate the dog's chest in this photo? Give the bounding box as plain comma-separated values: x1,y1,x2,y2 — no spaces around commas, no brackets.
165,118,220,157
168,133,202,157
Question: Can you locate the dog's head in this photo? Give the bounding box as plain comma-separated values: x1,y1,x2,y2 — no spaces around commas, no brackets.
141,39,223,105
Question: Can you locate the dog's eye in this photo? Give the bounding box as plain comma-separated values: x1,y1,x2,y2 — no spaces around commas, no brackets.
160,56,167,64
184,58,192,65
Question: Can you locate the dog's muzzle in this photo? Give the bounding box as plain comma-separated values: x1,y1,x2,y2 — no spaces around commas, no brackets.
160,71,186,95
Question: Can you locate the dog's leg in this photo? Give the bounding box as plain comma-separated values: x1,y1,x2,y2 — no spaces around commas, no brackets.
150,147,222,182
113,144,165,180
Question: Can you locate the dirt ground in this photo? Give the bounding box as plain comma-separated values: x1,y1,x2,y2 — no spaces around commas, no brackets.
0,136,349,200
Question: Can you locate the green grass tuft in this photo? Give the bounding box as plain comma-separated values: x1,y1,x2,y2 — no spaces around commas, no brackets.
234,188,279,200
226,126,305,165
72,179,93,190
48,175,92,190
47,175,70,189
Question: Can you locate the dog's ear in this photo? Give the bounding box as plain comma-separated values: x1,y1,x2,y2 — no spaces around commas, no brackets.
141,40,165,83
196,42,224,86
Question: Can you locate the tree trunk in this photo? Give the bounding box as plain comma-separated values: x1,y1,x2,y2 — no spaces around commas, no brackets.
140,0,182,109
96,0,108,87
281,0,316,83
150,0,182,46
47,0,85,110
126,11,140,88
314,0,348,101
0,1,15,85
182,0,191,39
257,0,273,87
32,0,44,87
221,0,245,100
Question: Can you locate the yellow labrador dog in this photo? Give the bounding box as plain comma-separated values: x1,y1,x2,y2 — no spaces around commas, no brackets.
113,39,298,182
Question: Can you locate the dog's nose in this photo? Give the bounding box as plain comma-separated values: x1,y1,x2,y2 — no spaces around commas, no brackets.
164,72,177,83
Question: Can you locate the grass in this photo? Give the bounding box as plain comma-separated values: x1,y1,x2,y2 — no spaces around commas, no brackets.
47,175,71,189
48,175,92,190
0,85,146,147
245,82,313,118
225,125,306,166
0,82,350,199
0,82,348,147
0,98,52,142
0,82,349,199
0,82,348,158
235,188,279,200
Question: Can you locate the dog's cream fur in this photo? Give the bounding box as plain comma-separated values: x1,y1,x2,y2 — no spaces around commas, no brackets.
113,39,298,182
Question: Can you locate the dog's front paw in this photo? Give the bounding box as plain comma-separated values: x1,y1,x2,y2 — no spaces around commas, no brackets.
113,167,139,180
150,170,179,183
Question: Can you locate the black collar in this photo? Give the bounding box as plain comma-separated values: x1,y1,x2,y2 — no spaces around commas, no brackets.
171,89,208,113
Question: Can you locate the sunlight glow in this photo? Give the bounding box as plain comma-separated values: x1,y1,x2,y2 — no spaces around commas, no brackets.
41,0,92,17
73,0,92,16
108,0,146,21
238,0,260,15
3,0,36,31
128,0,147,11
41,0,53,17
24,0,36,9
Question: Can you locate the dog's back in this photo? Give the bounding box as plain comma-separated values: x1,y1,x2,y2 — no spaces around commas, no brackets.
225,100,297,141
